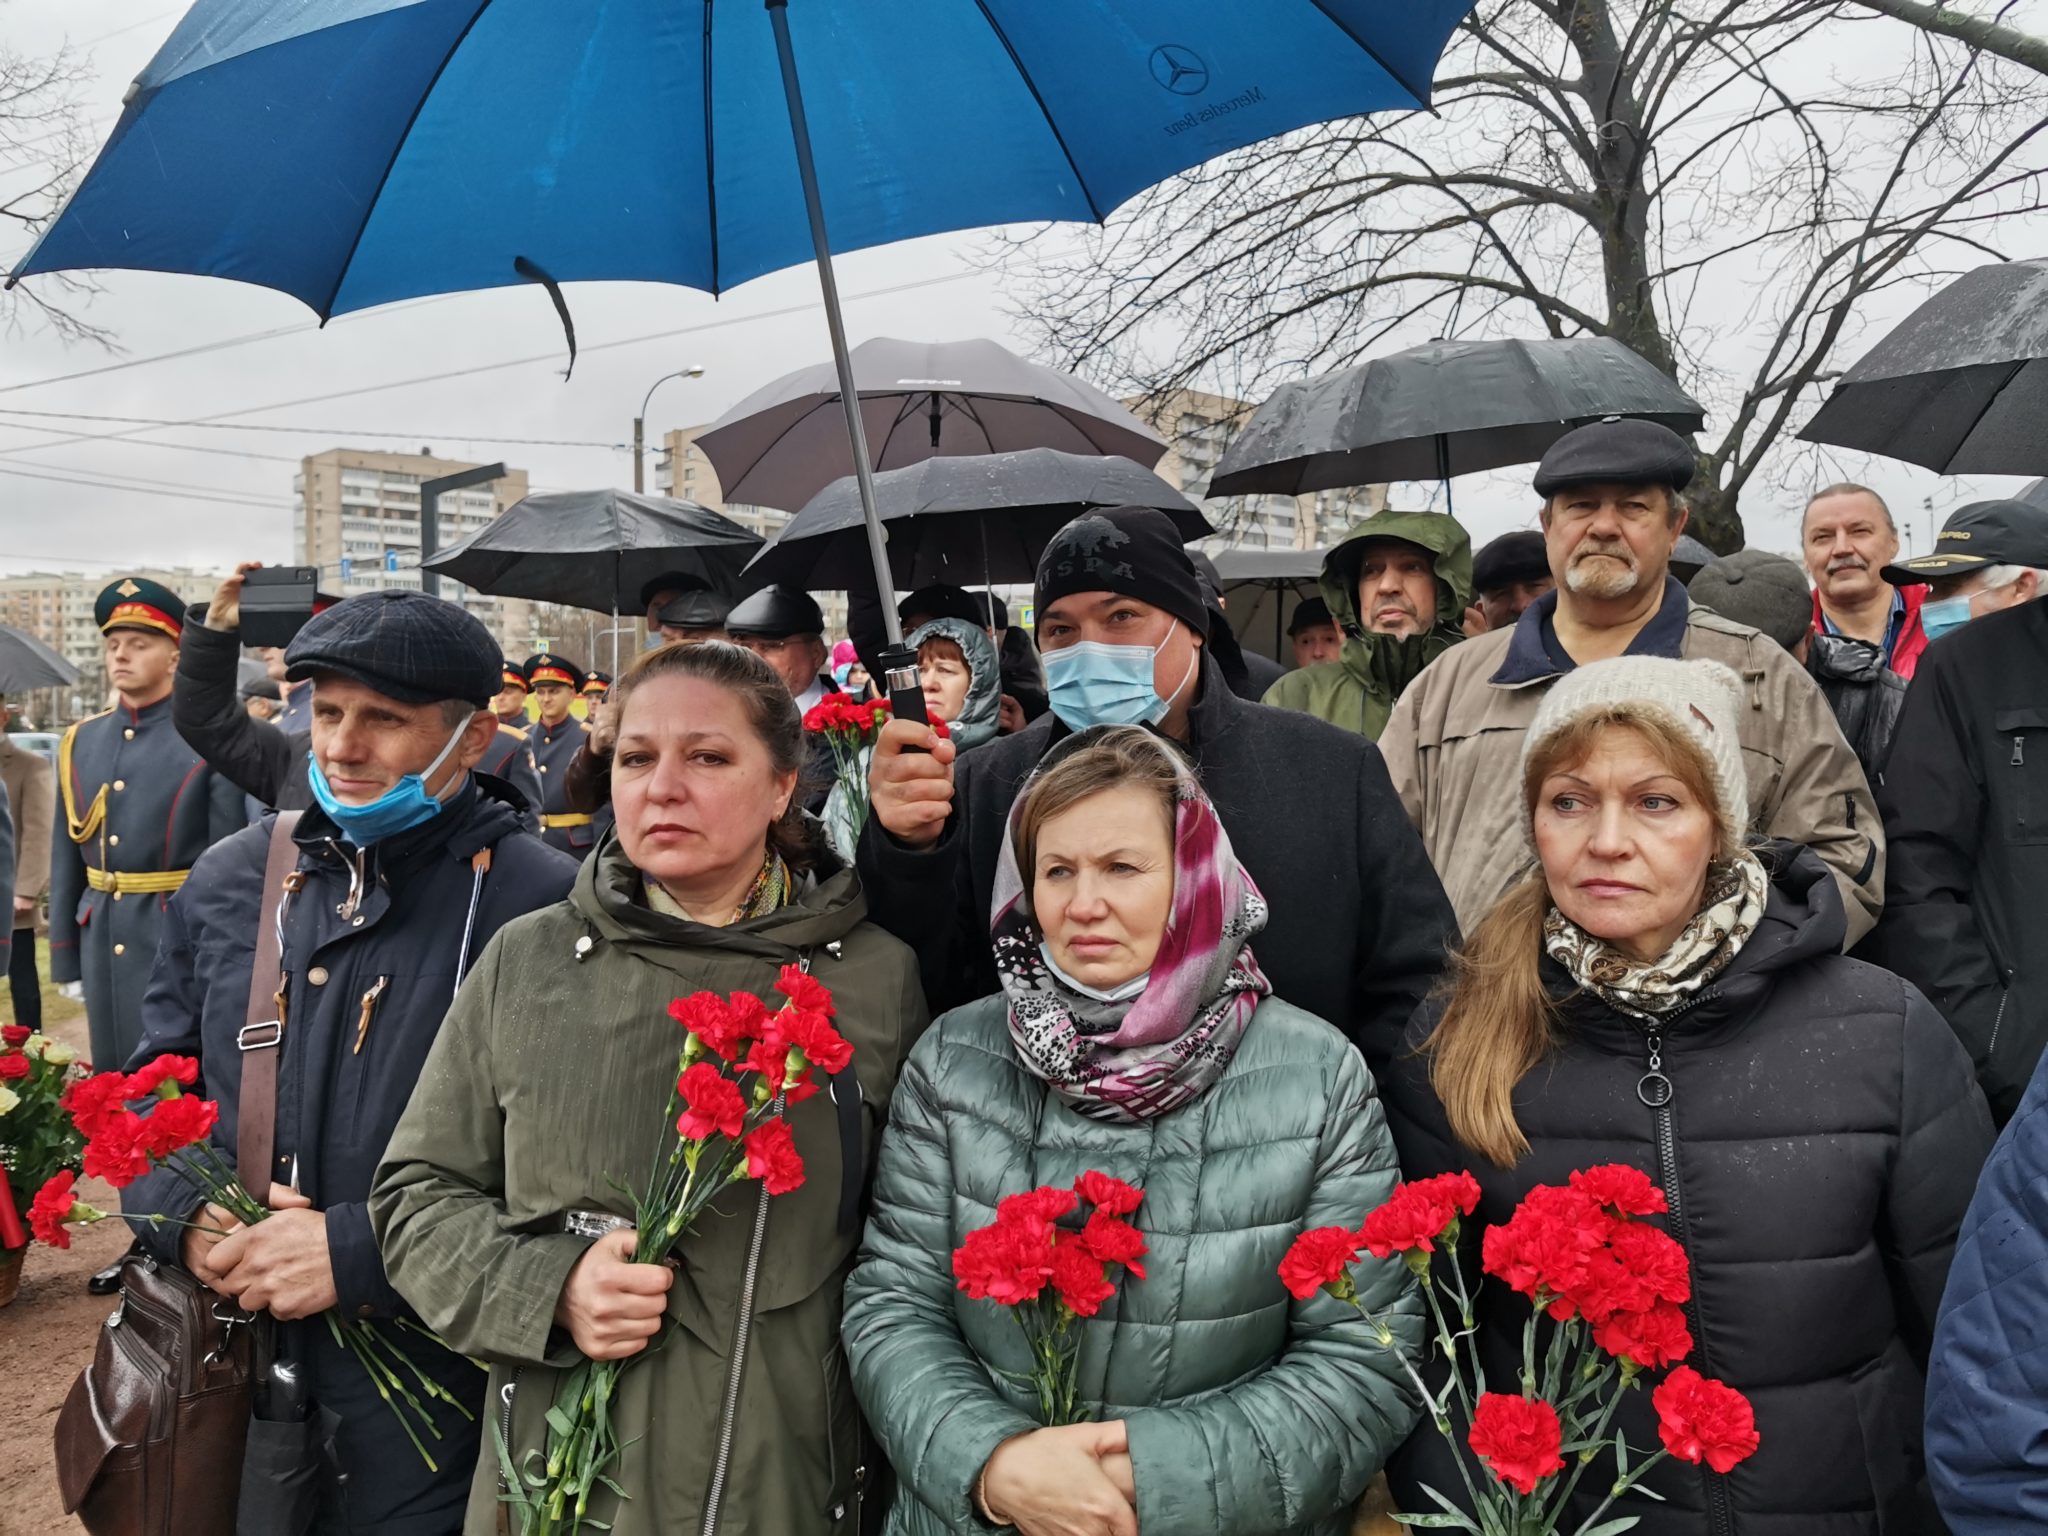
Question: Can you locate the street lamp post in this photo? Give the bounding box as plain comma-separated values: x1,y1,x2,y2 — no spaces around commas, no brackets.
633,364,706,494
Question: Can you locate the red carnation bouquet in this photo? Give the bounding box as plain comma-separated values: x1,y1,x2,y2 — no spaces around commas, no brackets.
0,1024,90,1248
497,968,846,1535
803,691,947,848
1279,1164,1759,1533
952,1171,1148,1426
30,1053,474,1467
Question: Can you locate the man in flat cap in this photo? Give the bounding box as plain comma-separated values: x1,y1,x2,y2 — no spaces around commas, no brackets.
172,564,544,830
54,576,245,1080
1379,417,1882,943
1287,595,1344,670
655,589,731,646
123,590,578,1530
1863,499,2048,1122
1262,507,1473,738
726,585,834,711
1465,529,1554,634
860,503,1453,1073
524,651,594,854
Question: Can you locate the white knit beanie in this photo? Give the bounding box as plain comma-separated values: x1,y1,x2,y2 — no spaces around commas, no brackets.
1520,656,1749,845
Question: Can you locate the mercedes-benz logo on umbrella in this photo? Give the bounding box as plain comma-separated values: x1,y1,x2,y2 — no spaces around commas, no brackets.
1149,44,1210,96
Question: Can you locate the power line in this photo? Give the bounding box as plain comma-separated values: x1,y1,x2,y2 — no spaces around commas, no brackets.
0,418,305,464
0,267,988,466
0,463,287,509
0,405,625,450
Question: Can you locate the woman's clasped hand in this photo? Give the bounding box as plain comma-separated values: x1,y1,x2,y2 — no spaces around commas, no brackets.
980,1422,1137,1536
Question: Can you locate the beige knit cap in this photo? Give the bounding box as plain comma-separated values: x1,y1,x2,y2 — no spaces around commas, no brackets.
1519,656,1749,844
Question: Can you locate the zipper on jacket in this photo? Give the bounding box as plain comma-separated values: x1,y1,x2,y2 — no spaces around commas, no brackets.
1635,997,1735,1536
497,1370,521,1493
2014,734,2026,767
1989,979,2015,1064
701,1140,776,1536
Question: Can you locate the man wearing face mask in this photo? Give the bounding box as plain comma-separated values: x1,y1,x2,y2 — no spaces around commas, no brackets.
859,503,1454,1071
1862,498,2048,1123
121,590,578,1532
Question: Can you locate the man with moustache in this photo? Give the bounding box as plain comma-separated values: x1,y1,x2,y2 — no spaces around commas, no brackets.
1378,417,1882,944
1801,483,1928,678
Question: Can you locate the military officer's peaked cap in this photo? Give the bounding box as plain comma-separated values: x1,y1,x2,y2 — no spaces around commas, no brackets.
96,576,186,641
1532,417,1697,499
524,653,584,690
285,590,501,707
580,671,612,696
500,659,531,692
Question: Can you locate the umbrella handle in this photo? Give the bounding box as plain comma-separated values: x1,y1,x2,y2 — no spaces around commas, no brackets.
880,644,930,732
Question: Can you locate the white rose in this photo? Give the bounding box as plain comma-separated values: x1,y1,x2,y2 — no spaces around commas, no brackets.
0,1082,17,1116
26,1034,75,1066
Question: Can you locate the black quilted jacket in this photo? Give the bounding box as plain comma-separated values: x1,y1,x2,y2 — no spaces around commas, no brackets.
1381,844,1993,1536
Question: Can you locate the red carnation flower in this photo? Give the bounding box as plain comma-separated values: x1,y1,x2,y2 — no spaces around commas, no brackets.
1605,1220,1691,1307
1468,1393,1565,1495
953,1217,1056,1306
670,992,754,1061
1570,1164,1667,1217
1592,1300,1694,1369
744,1034,794,1094
782,1008,854,1076
775,966,836,1018
63,1072,135,1139
1360,1172,1481,1259
999,1186,1079,1225
127,1053,200,1099
929,715,951,740
82,1115,151,1188
1278,1225,1367,1301
1074,1170,1144,1218
1078,1211,1148,1280
744,1118,806,1196
1050,1233,1117,1318
1653,1366,1760,1474
676,1062,748,1142
136,1094,219,1159
28,1170,97,1249
0,1052,27,1081
1,1024,30,1047
1482,1184,1609,1319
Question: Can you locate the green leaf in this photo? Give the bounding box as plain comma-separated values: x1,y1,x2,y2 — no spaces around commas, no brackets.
544,1406,576,1440
1389,1517,1481,1531
1578,1521,1640,1535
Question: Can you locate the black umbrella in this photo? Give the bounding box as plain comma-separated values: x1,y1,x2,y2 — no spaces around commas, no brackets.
1800,259,2048,475
696,338,1167,515
1209,336,1706,506
0,623,79,694
1207,548,1332,661
742,449,1209,594
423,488,762,611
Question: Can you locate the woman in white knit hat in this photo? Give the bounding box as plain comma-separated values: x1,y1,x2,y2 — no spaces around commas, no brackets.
1379,654,1990,1536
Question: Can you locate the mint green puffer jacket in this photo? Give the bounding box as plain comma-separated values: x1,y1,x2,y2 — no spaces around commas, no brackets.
843,994,1424,1535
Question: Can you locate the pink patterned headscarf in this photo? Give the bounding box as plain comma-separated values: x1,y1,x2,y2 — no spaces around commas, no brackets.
991,726,1271,1123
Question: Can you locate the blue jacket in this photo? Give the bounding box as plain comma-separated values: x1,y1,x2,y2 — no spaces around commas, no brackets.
1927,1047,2048,1532
122,777,576,1534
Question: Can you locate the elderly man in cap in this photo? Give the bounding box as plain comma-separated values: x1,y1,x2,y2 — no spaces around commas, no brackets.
655,588,731,646
54,575,245,1077
860,503,1454,1071
1802,483,1928,678
174,564,543,828
1379,417,1882,943
726,584,834,710
1263,507,1473,738
1862,499,2048,1123
1464,529,1554,634
122,591,578,1533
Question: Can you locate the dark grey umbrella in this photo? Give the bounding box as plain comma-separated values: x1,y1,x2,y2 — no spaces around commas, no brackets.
742,449,1209,592
1208,548,1333,661
422,488,763,612
1209,336,1706,503
0,623,79,694
1800,259,2048,475
696,338,1167,515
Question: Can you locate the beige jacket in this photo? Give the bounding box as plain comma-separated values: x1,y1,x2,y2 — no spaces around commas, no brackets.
1378,602,1884,946
0,735,53,929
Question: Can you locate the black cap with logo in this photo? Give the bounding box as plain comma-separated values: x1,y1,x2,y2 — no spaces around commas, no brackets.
1882,499,2048,584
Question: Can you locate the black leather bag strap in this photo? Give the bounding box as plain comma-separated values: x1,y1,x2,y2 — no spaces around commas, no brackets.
236,812,302,1202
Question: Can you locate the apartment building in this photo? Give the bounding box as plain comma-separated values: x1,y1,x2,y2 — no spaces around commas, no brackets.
0,564,232,723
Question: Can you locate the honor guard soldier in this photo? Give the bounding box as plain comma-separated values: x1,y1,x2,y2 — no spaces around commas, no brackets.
53,577,244,1073
478,661,541,804
525,652,594,854
580,670,612,707
492,657,531,727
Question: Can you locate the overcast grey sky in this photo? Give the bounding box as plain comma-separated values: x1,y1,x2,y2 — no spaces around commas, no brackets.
0,0,2040,583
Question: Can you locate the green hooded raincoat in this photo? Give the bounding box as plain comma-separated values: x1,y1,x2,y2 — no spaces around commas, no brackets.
1262,509,1474,740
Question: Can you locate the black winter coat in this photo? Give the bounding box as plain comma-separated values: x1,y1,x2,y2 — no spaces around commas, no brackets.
1863,600,2048,1123
855,655,1457,1070
122,780,578,1535
1382,845,1993,1536
1807,633,1906,785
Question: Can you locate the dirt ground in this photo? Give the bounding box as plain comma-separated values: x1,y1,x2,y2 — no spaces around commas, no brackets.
0,949,1403,1536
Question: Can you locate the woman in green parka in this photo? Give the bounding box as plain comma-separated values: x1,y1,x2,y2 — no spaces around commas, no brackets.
842,725,1425,1536
370,641,927,1536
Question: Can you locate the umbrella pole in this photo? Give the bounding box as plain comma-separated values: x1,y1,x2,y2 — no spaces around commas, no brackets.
979,513,998,631
765,0,913,672
1435,432,1454,517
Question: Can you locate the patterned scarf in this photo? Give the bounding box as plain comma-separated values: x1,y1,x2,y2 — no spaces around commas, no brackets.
992,730,1271,1123
643,848,794,925
1542,850,1769,1021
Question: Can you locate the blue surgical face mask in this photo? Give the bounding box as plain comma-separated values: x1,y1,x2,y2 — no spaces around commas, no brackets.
307,716,471,845
1920,595,1974,643
1042,634,1197,732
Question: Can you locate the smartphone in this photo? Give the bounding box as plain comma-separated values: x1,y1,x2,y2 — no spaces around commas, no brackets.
238,566,321,648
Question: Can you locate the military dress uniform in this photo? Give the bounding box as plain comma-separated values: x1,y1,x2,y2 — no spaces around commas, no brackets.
525,652,594,856
53,579,245,1072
